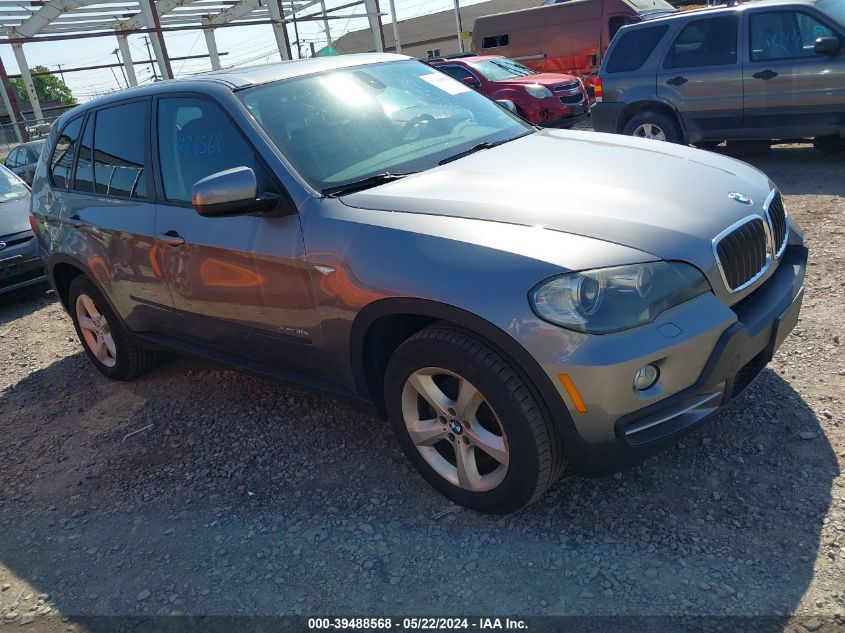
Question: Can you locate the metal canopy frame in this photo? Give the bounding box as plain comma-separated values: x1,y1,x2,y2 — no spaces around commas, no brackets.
0,0,385,142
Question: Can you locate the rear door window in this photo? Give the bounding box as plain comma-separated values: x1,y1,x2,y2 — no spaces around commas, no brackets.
665,15,739,68
90,100,149,198
605,25,669,73
49,116,83,189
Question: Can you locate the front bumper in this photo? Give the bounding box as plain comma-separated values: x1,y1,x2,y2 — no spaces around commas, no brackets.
542,106,590,129
522,95,590,128
532,242,808,476
0,231,46,295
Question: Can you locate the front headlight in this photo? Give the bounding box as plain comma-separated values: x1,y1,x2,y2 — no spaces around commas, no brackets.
531,262,711,334
525,84,553,99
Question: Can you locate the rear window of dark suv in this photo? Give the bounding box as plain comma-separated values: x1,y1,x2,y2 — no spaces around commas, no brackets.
605,25,669,73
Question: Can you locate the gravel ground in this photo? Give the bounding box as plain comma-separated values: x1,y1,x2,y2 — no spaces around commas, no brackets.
0,141,843,632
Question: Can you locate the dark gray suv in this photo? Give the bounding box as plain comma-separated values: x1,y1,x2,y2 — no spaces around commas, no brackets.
31,54,807,513
592,0,845,151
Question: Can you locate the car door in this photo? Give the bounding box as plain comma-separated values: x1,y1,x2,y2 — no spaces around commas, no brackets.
656,13,744,138
68,98,175,333
152,94,317,373
743,7,845,136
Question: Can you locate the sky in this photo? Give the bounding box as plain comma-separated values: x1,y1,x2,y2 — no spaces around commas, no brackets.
0,0,493,107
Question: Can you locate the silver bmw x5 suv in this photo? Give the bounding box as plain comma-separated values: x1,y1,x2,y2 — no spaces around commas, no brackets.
31,54,807,513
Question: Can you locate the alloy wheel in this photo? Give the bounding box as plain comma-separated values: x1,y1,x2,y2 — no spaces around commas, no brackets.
632,123,667,141
75,293,117,368
401,367,509,492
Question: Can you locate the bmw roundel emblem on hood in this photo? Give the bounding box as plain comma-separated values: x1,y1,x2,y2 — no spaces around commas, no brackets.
728,192,753,205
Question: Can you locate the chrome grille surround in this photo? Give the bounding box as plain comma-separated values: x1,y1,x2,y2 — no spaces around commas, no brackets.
712,215,773,293
764,189,789,259
552,81,582,93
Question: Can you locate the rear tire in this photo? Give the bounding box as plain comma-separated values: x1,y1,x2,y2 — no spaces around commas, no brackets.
384,326,566,514
814,135,845,153
68,276,157,380
623,110,682,144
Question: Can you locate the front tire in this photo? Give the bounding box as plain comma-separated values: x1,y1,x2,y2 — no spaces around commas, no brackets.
623,110,682,143
384,327,566,514
68,275,157,380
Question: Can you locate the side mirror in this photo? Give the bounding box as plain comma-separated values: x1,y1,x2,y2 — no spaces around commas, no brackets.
191,166,281,217
461,75,481,88
496,99,518,113
815,36,841,56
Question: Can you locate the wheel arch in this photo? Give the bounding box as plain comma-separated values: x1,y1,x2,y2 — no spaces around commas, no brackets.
47,254,120,319
618,99,686,141
349,298,576,433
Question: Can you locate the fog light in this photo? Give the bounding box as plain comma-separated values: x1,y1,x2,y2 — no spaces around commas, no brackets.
634,364,660,391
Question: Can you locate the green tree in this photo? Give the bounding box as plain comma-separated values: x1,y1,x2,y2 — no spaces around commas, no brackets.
11,65,75,106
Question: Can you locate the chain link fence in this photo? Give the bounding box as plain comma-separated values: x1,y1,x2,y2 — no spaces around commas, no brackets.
0,113,65,159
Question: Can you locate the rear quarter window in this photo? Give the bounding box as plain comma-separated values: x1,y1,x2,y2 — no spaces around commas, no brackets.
605,25,669,73
665,15,739,68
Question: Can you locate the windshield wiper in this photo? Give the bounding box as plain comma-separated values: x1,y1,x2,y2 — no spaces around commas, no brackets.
438,132,532,166
322,172,413,196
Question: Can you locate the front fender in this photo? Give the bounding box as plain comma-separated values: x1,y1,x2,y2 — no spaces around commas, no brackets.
350,297,577,432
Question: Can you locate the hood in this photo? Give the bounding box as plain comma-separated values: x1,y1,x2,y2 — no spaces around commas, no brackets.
0,194,32,237
341,129,776,294
502,73,579,87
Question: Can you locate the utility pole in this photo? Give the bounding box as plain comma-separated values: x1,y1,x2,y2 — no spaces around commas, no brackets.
112,48,128,87
109,65,125,90
291,7,302,59
56,63,66,83
144,36,158,80
453,0,464,53
388,0,401,53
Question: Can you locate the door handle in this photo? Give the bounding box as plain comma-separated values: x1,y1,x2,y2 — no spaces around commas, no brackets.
68,214,83,228
667,76,688,86
160,229,185,247
752,69,778,80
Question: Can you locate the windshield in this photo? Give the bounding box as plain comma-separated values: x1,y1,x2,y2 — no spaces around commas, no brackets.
0,167,28,202
819,0,845,28
237,60,532,192
468,58,536,81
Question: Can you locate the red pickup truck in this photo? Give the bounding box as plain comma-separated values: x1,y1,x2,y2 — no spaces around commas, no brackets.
429,55,589,127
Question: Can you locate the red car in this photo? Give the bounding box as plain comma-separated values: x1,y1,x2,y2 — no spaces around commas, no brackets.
429,55,589,127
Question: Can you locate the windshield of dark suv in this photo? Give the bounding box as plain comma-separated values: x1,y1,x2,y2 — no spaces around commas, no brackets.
237,60,533,193
0,167,28,202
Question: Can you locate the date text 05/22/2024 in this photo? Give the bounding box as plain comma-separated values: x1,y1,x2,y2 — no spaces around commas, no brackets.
307,617,529,630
